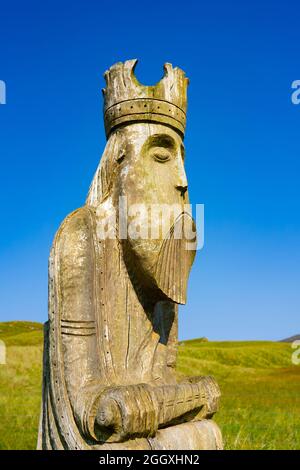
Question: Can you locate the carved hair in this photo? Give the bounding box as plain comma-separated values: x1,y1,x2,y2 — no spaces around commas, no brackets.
86,129,126,207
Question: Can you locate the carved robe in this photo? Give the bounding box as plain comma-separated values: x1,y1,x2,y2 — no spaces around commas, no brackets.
38,206,222,450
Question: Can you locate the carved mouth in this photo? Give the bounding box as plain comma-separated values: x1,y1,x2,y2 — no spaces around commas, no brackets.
154,212,196,304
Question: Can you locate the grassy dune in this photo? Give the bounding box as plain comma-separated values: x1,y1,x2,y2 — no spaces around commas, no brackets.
0,322,299,450
177,340,300,449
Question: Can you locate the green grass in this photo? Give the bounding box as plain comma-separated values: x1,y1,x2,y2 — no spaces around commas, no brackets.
0,321,299,449
0,322,43,450
178,341,300,449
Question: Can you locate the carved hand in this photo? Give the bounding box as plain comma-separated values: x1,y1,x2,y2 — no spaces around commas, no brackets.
94,378,220,443
95,384,160,443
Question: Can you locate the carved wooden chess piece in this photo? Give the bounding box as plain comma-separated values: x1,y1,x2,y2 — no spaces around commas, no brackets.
37,60,222,450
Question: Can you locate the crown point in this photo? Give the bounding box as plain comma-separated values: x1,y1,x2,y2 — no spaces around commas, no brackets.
124,59,138,82
163,63,173,76
103,70,110,85
125,58,138,69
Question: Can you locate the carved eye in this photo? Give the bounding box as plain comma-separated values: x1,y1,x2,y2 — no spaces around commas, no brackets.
152,149,172,163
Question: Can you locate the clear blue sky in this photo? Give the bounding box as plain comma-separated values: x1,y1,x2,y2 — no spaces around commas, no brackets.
0,0,299,340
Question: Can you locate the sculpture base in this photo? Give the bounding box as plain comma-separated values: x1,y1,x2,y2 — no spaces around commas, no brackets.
92,420,223,451
149,419,223,450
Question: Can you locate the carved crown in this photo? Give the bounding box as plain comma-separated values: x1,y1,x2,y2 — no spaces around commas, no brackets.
102,59,189,139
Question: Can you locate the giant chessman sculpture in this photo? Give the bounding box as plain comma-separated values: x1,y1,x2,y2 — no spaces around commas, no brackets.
38,60,223,450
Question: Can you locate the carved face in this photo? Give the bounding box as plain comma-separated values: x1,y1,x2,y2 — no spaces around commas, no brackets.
113,123,196,304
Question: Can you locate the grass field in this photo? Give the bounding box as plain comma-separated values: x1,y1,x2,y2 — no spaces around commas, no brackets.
0,321,299,450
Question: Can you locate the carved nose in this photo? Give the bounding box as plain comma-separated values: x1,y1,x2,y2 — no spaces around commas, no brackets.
176,185,188,197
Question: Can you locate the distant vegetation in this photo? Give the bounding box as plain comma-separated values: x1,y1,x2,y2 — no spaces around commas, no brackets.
280,334,300,343
0,322,299,450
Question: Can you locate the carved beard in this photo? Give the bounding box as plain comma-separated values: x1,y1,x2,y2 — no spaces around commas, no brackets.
154,212,196,304
122,212,196,305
